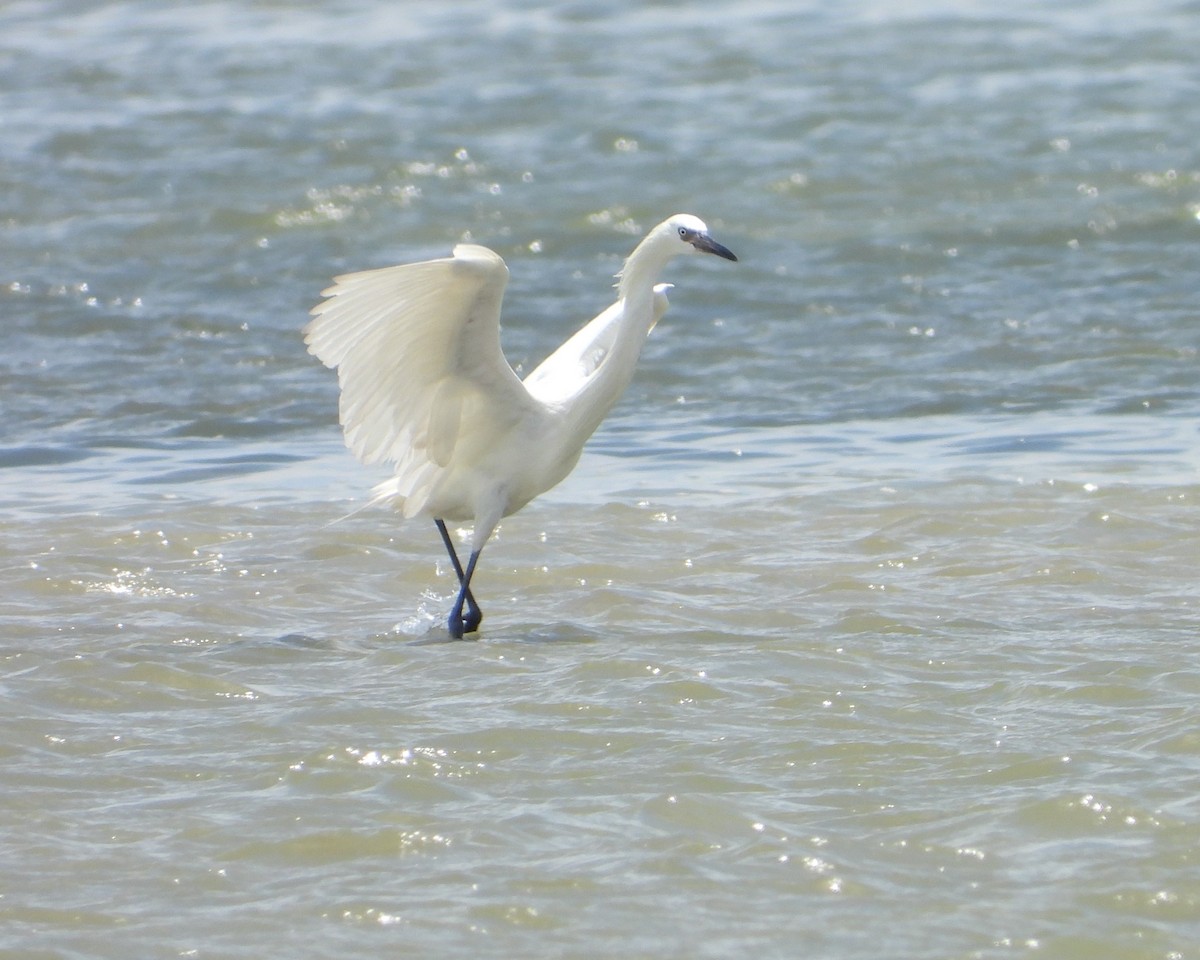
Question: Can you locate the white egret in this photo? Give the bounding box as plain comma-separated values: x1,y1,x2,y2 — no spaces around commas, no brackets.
305,213,737,638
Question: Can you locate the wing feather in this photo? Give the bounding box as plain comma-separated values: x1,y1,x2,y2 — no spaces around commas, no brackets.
304,244,539,475
523,282,672,405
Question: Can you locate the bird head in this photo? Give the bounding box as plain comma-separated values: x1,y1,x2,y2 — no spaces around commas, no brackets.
664,214,738,262
616,214,737,299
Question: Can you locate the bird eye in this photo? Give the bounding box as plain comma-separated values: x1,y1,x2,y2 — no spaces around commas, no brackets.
678,227,692,240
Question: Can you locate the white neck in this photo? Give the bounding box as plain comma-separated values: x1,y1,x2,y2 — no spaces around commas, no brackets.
534,235,677,445
617,229,676,304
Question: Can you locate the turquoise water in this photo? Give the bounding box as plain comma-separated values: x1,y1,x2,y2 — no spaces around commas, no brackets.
2,1,1199,957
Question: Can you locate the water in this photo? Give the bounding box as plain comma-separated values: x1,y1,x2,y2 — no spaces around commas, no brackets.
2,0,1199,956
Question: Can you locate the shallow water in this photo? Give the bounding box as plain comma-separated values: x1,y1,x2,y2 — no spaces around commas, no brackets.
3,1,1199,957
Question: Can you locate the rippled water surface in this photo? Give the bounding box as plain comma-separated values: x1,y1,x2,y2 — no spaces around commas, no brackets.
3,1,1199,957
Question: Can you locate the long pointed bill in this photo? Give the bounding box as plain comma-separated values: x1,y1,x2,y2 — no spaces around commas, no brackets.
691,232,738,261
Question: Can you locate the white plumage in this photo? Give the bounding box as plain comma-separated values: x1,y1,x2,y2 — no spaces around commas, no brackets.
305,213,737,637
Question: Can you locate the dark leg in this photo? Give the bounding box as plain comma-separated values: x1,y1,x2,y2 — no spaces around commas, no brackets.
435,520,482,637
447,548,482,640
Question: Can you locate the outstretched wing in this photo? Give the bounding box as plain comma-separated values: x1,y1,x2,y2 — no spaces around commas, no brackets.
523,282,672,406
304,244,539,474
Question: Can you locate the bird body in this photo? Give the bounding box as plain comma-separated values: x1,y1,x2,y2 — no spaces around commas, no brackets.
305,214,736,637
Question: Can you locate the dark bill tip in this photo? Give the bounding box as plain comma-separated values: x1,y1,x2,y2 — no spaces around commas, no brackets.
692,233,738,262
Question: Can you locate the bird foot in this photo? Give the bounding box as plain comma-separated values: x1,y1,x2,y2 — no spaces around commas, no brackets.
447,608,482,640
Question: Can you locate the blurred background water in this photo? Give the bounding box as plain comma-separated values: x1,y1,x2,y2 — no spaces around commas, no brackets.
2,1,1199,957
